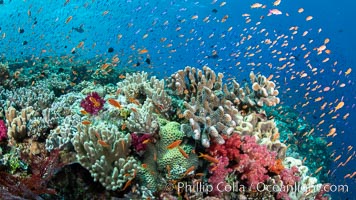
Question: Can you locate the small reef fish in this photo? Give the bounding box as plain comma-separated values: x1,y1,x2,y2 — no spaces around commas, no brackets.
334,155,341,162
345,68,352,75
314,166,323,174
89,97,101,108
167,140,182,149
306,16,313,21
121,123,126,130
98,139,110,148
80,110,88,115
72,24,84,33
142,139,151,144
108,98,122,109
121,178,133,191
334,101,344,111
182,166,195,177
269,9,282,15
178,146,189,158
82,120,91,125
65,16,73,24
251,3,263,9
198,153,219,164
138,49,148,54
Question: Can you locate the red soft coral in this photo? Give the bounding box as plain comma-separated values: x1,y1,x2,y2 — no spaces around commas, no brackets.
208,134,242,160
233,135,276,188
208,134,277,189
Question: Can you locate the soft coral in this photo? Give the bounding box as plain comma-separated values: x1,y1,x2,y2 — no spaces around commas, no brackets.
0,149,64,199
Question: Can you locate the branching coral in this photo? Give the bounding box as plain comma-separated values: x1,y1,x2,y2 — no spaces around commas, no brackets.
45,114,81,151
125,99,159,133
223,71,280,108
170,66,280,148
5,106,35,142
116,71,172,115
72,123,137,191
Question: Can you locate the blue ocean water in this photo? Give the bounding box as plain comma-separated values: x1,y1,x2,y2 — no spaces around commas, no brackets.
0,0,354,199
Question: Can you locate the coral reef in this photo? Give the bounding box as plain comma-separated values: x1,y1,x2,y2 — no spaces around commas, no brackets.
0,84,55,112
0,63,10,88
0,65,331,199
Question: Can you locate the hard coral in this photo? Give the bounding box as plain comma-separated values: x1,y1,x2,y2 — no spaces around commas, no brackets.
0,119,7,141
80,92,105,115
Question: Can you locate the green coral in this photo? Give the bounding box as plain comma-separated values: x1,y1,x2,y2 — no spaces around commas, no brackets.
137,164,158,191
137,121,199,192
158,145,197,180
157,121,198,180
158,121,184,147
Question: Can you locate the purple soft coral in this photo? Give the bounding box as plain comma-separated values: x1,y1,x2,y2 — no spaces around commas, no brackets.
0,119,7,142
131,133,151,155
80,92,105,115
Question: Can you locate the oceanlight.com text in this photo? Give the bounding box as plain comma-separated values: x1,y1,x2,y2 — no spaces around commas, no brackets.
176,181,349,194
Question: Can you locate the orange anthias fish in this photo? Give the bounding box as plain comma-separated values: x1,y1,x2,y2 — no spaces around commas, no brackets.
98,139,110,148
65,16,73,24
269,9,282,15
89,97,101,108
334,101,344,111
178,146,189,158
138,49,148,54
108,98,122,109
80,110,88,115
82,120,91,125
199,153,219,164
167,140,182,149
182,166,195,177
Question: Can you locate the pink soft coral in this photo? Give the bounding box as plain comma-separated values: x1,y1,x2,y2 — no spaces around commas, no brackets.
280,166,300,186
208,156,232,196
238,136,277,188
0,119,7,142
208,134,277,189
80,92,105,115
